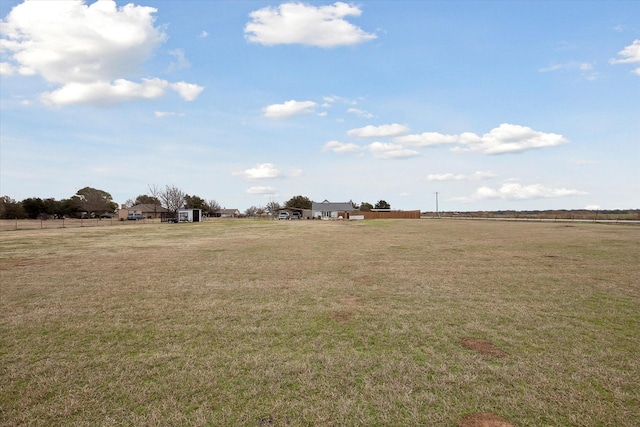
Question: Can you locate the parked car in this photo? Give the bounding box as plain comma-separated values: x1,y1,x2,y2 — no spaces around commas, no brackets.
278,212,290,220
291,212,301,220
127,213,145,220
100,213,113,218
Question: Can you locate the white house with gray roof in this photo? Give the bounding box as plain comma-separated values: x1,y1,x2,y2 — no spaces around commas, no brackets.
311,200,357,219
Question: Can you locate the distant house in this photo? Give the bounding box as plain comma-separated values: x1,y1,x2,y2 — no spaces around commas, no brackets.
218,208,241,218
118,203,169,221
311,200,357,219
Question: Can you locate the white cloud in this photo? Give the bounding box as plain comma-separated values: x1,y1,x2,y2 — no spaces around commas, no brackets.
610,39,640,75
397,124,567,154
539,64,564,73
347,108,374,119
170,82,204,101
199,30,209,38
41,78,167,106
246,186,278,195
395,132,459,146
368,142,420,159
244,2,376,48
348,123,410,138
427,171,497,181
460,124,568,154
323,95,357,105
404,124,567,154
322,140,362,153
236,163,281,180
263,100,317,118
538,61,600,80
0,62,16,75
457,183,587,202
0,0,203,105
167,48,191,72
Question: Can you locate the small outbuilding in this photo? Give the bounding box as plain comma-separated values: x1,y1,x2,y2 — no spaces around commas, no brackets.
177,209,202,222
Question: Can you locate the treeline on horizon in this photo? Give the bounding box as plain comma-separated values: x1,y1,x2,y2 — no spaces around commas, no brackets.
1,186,638,221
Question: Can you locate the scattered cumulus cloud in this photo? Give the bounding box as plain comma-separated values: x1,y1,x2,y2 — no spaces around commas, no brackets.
244,2,376,48
427,171,497,181
236,163,281,180
396,132,460,147
347,108,374,118
263,100,317,118
0,62,16,75
0,0,203,105
199,30,209,38
167,48,191,72
348,123,410,138
170,82,204,101
539,61,600,80
368,142,420,160
610,39,640,75
322,140,362,153
453,124,568,154
455,183,587,202
323,95,357,105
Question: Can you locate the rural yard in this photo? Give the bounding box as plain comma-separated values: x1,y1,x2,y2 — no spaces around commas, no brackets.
1,219,638,426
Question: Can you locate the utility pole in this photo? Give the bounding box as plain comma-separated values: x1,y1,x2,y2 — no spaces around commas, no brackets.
435,191,439,218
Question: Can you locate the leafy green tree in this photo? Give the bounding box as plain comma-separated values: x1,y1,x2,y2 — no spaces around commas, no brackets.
0,196,26,219
134,194,160,206
184,194,207,210
44,198,59,216
285,195,312,209
375,200,390,209
360,202,373,212
75,187,117,216
22,197,46,219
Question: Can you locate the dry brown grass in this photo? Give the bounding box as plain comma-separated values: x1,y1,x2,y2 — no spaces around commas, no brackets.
1,219,639,426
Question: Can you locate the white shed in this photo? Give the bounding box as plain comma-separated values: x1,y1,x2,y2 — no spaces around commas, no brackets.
177,209,202,222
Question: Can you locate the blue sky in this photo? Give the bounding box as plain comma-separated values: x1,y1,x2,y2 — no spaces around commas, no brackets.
1,1,638,212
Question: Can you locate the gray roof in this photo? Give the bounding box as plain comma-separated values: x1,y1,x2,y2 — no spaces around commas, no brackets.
312,200,357,212
128,204,168,213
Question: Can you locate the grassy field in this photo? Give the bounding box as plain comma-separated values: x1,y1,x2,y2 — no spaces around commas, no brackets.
1,219,638,426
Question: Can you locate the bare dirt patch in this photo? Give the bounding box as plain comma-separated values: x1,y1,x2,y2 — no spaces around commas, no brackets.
461,338,508,358
459,412,515,427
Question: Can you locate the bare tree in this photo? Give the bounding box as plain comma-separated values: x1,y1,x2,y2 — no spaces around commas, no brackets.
161,185,185,215
148,184,163,218
244,206,259,217
207,199,221,216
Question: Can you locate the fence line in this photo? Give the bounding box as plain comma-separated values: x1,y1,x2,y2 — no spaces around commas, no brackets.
0,218,161,232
